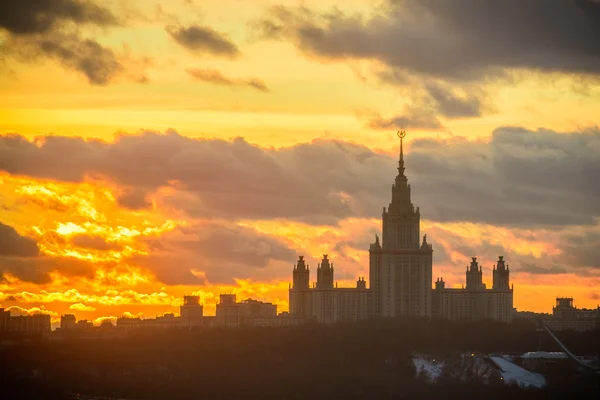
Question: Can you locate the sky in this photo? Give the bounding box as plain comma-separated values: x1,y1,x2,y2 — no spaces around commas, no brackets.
1,0,600,327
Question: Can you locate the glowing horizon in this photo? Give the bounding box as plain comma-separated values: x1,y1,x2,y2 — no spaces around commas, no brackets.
1,0,600,326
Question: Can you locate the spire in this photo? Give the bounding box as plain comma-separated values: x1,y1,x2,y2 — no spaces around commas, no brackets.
397,129,407,177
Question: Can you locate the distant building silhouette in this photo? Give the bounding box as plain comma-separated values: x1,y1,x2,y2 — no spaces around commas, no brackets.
432,256,514,322
289,131,516,323
0,308,51,333
60,314,76,331
545,297,599,331
216,294,303,328
180,295,203,327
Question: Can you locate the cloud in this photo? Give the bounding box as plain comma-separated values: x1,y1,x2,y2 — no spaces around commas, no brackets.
0,222,39,257
131,220,297,285
5,305,58,318
0,255,96,284
0,0,118,35
35,33,123,85
366,108,442,131
0,222,96,283
186,68,270,92
1,127,599,228
424,82,486,118
70,234,122,251
166,24,240,58
255,0,600,81
69,303,96,312
0,1,145,85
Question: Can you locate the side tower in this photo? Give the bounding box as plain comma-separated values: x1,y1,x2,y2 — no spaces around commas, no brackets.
316,254,334,289
370,131,433,318
493,255,510,289
491,256,514,322
289,256,312,319
465,257,485,291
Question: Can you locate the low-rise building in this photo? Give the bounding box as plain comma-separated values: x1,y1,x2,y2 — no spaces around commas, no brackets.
431,256,514,323
289,255,369,324
542,297,599,332
215,294,300,328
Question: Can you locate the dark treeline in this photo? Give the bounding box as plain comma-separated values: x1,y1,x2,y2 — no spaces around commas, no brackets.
1,318,599,399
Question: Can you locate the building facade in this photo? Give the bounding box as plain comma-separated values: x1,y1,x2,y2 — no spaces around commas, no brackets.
0,308,51,333
180,295,204,327
369,135,433,318
543,297,599,332
289,254,369,324
432,256,514,322
289,133,432,322
215,294,300,328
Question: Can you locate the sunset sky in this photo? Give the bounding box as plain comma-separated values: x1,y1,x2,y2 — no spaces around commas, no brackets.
1,0,600,327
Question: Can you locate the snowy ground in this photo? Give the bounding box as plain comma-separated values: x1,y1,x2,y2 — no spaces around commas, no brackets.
413,356,444,383
488,356,546,388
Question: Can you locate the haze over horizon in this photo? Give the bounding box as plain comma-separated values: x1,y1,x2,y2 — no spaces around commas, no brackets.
1,0,600,326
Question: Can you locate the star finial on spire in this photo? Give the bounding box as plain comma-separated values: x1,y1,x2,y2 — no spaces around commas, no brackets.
396,129,407,176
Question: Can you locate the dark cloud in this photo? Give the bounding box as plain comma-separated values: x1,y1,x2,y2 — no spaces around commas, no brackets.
70,234,122,251
1,127,599,227
186,68,270,92
131,221,296,284
424,82,485,118
254,0,599,125
0,253,96,284
0,1,144,85
0,222,96,284
36,33,123,85
367,109,442,131
515,264,568,275
116,187,152,210
166,24,240,58
0,0,118,35
0,255,94,284
256,0,600,81
0,222,39,257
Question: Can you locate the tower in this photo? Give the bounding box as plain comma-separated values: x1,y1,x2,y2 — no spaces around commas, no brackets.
492,256,510,289
491,256,513,322
180,295,203,327
292,255,310,290
316,254,334,289
289,256,312,318
370,130,433,318
465,257,485,291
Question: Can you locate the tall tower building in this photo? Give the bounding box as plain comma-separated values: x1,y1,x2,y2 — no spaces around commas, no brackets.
369,131,433,318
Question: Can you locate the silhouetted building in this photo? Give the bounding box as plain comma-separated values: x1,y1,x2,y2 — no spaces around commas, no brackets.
290,132,432,321
215,294,295,327
180,295,203,327
432,256,514,322
60,314,76,331
0,309,51,333
289,255,369,324
369,132,433,318
0,308,10,332
117,313,182,330
542,297,599,331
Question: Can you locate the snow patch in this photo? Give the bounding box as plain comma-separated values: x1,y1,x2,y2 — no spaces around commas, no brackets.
489,356,546,388
413,356,444,382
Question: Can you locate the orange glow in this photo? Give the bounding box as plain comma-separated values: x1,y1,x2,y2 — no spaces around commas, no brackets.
1,0,599,325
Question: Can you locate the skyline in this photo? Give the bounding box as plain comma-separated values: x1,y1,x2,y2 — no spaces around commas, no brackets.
1,0,600,326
